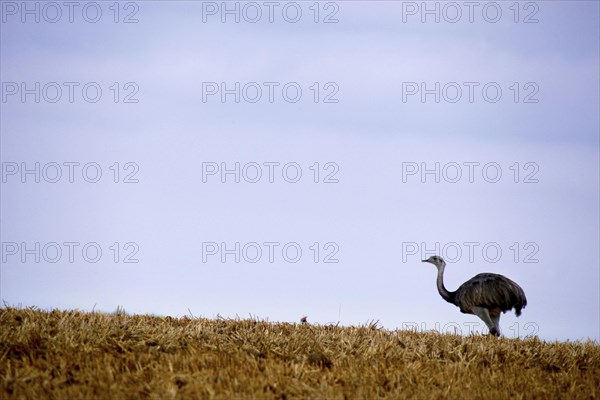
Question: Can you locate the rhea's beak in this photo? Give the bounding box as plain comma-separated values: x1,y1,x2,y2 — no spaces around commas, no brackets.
421,259,429,263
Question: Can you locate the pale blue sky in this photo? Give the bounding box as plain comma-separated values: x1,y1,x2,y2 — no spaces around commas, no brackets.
1,1,599,341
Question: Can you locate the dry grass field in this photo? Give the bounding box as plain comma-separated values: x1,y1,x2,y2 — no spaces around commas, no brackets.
1,307,599,399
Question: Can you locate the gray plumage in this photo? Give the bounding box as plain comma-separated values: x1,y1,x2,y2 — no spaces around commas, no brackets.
422,255,527,337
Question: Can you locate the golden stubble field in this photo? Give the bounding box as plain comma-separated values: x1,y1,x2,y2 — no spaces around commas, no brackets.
1,307,598,399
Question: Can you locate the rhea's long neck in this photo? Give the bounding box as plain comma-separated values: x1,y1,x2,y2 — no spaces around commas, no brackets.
436,264,455,304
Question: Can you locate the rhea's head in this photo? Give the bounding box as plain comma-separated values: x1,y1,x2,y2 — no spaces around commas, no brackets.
422,255,446,269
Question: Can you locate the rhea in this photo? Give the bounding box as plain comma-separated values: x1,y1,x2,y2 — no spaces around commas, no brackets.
422,255,527,337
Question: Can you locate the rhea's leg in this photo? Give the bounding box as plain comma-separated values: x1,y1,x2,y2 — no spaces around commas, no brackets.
490,311,501,337
472,306,499,337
